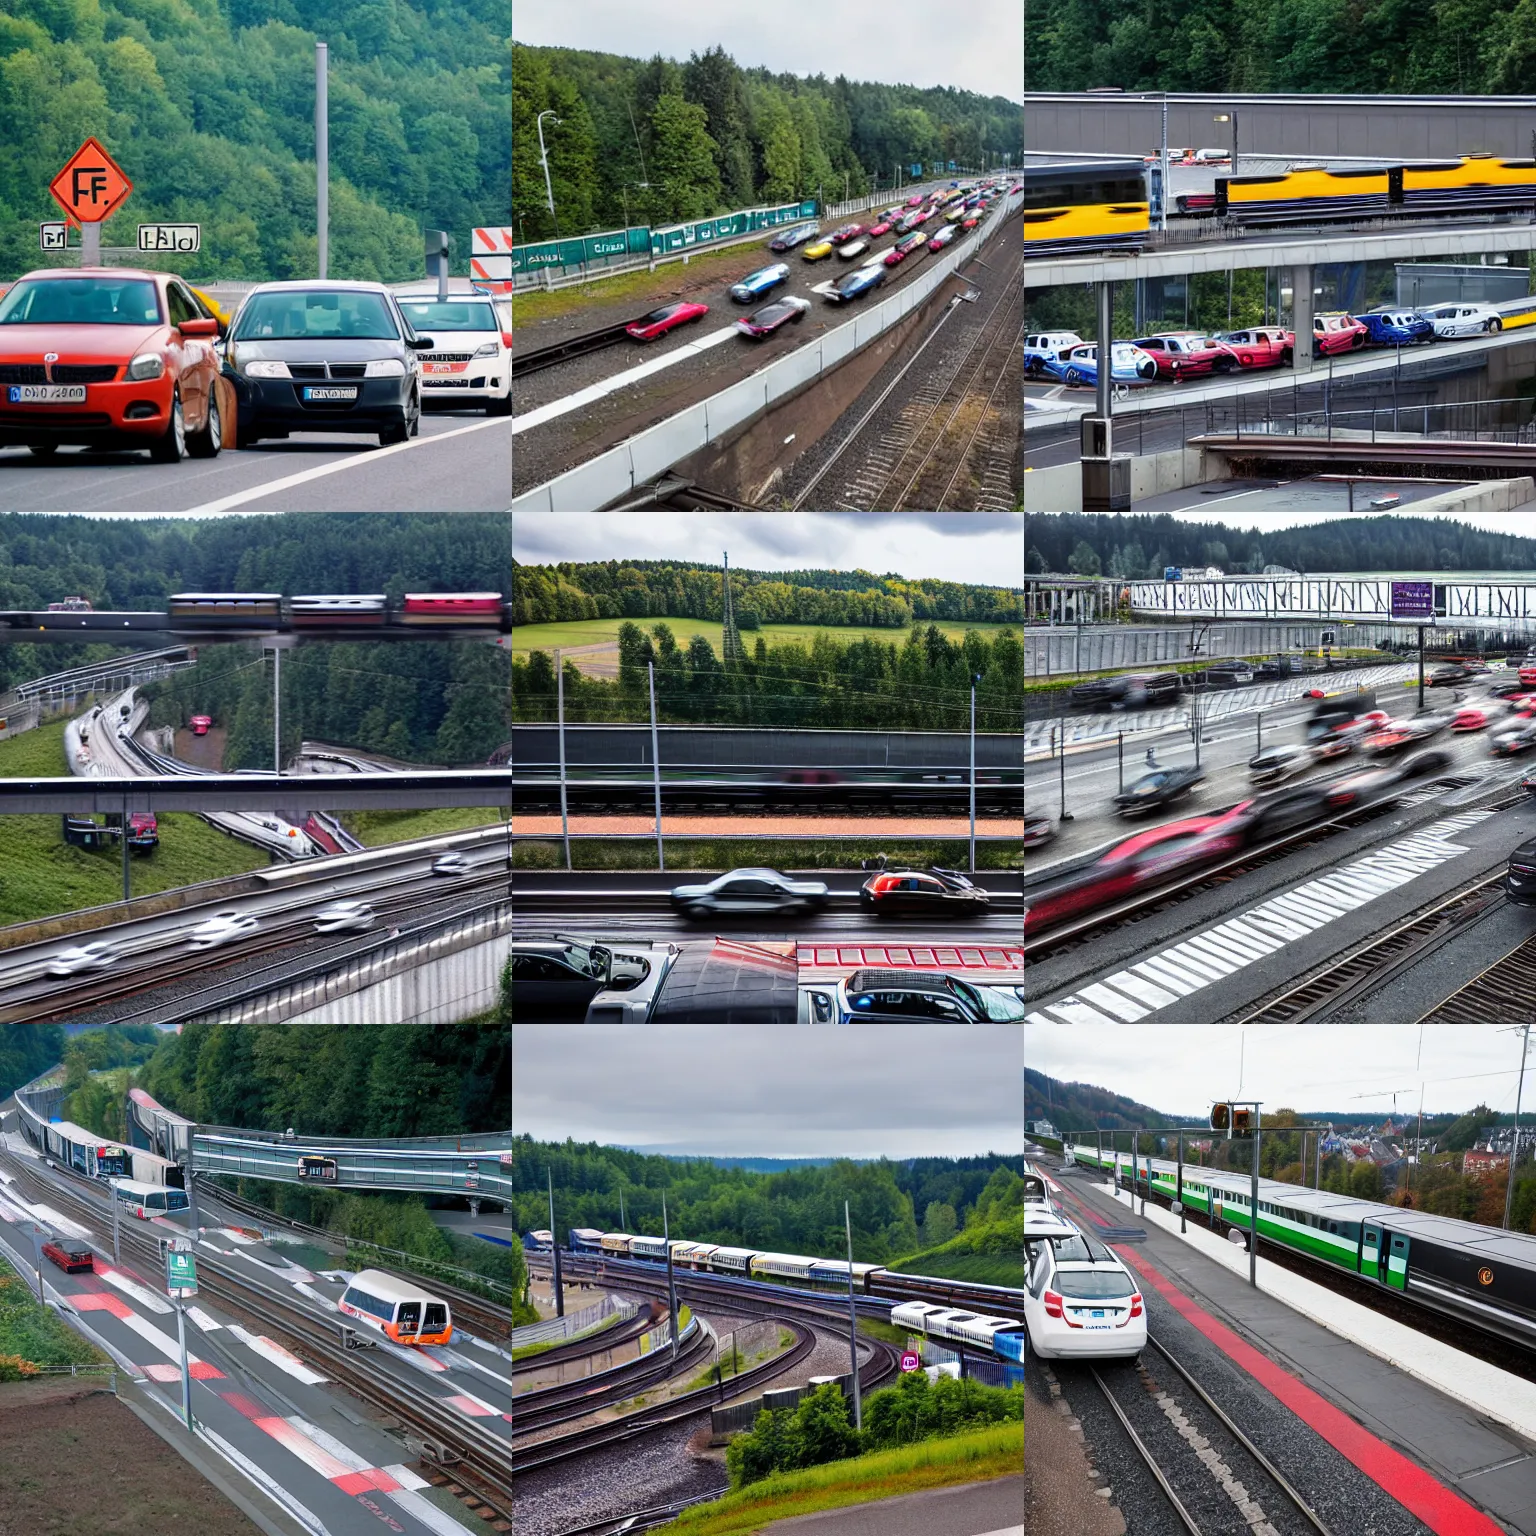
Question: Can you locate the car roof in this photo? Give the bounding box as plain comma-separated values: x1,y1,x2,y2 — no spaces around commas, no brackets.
240,279,397,294
21,266,169,282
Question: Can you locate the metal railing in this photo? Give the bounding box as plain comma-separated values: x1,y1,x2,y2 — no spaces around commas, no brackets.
512,1293,634,1347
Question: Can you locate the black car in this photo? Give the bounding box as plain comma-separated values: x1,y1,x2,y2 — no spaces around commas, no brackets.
1429,663,1472,686
507,939,650,1022
839,969,1025,1022
769,222,820,252
860,866,991,915
1111,765,1205,818
669,867,830,917
1067,672,1180,712
222,280,433,448
1508,836,1536,906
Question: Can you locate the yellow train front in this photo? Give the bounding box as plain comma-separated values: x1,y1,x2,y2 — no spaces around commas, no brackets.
1024,160,1149,257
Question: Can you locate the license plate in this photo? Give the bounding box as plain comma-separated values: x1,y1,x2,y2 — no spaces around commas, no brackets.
424,362,464,375
1091,1310,1105,1319
301,385,358,401
8,385,86,403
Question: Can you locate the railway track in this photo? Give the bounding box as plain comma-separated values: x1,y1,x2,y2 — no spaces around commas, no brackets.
513,322,634,378
3,1153,514,1524
1084,1332,1334,1536
1415,927,1536,1022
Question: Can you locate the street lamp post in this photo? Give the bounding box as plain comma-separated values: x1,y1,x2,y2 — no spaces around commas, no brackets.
536,110,560,226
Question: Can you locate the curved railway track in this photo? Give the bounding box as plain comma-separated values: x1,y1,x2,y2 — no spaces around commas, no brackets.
2,1152,514,1522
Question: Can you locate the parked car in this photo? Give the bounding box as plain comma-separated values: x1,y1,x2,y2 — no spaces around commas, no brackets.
735,296,811,338
1214,327,1294,369
1130,332,1241,380
1043,342,1159,388
1111,765,1205,818
1023,331,1085,377
1313,313,1369,355
624,301,710,342
728,263,790,303
1419,303,1502,338
768,222,820,252
1354,309,1435,346
1022,1214,1146,1360
836,969,1025,1022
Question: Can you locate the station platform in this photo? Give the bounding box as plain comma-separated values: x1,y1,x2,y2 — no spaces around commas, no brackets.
1053,1165,1536,1535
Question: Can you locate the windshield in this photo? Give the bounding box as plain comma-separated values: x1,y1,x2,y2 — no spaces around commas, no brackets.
561,943,601,978
1051,1233,1116,1263
966,983,1027,1022
398,300,500,333
1055,1268,1135,1300
232,289,400,341
0,277,161,326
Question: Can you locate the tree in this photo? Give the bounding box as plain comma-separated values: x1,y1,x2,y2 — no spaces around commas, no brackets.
1349,1160,1383,1200
1067,539,1102,576
922,1200,957,1247
648,93,721,221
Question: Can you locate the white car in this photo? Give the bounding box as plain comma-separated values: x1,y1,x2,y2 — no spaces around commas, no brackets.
396,292,512,415
46,941,117,978
1024,1210,1146,1360
835,238,870,260
1023,330,1085,377
313,900,376,934
188,910,260,950
1419,303,1502,339
432,852,470,876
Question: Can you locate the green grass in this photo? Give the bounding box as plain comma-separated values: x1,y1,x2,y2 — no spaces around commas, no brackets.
514,616,1022,656
0,1257,105,1372
0,720,269,928
885,1252,1024,1286
856,1315,912,1348
650,1423,1023,1535
511,839,1024,871
339,807,508,846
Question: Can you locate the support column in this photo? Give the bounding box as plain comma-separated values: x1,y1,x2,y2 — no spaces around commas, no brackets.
1291,263,1314,373
1095,278,1112,424
1082,280,1129,510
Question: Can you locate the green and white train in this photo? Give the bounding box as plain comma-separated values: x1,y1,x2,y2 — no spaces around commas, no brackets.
1068,1143,1536,1349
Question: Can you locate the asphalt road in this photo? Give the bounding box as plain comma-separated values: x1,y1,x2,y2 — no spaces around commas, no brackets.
0,406,511,512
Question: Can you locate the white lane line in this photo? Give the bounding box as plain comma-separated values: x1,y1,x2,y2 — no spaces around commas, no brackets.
99,1266,174,1315
227,1324,329,1384
187,1305,224,1332
1078,982,1149,1021
181,417,510,515
512,326,739,435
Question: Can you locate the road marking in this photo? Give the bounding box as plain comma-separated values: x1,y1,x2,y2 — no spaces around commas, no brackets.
513,326,739,435
1029,810,1495,1023
180,417,510,515
227,1324,329,1383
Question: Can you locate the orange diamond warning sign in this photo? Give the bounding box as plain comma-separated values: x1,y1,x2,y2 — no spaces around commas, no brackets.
49,137,132,226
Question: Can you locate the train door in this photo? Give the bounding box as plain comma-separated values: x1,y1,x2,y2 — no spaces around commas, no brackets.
394,1301,421,1341
1385,1231,1409,1291
1361,1222,1383,1281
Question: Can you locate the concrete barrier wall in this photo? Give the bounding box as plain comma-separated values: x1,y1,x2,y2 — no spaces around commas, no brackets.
1025,623,1403,676
512,191,1024,513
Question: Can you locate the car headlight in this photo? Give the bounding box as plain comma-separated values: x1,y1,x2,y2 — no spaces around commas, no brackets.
125,353,164,381
364,358,407,378
472,341,499,358
243,360,292,379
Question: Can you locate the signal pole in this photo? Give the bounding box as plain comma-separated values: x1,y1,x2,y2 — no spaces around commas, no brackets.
547,1167,564,1317
663,1191,678,1366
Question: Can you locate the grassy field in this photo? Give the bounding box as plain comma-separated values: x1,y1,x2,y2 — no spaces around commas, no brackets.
340,807,507,846
884,1252,1024,1287
514,616,1022,655
0,721,269,928
650,1423,1023,1535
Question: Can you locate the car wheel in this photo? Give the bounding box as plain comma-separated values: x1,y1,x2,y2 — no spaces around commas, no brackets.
1214,357,1234,374
185,386,222,459
486,389,513,417
379,414,410,448
27,443,58,458
1065,367,1083,386
149,387,186,463
1281,347,1293,365
1490,318,1503,333
235,422,263,450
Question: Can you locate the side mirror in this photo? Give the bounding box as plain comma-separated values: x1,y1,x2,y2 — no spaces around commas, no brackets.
179,317,220,338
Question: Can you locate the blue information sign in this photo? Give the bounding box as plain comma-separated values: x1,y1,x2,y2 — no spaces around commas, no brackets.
1390,580,1433,619
910,163,923,177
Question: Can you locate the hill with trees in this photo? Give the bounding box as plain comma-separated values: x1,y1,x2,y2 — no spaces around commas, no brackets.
514,42,1022,240
0,0,509,283
1025,512,1536,579
1026,1069,1190,1132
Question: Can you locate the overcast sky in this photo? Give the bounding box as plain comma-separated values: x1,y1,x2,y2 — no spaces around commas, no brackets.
1026,1024,1536,1121
514,1026,1023,1157
514,0,1023,104
512,513,1024,586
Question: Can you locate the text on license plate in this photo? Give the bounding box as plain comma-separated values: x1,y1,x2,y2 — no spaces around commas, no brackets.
302,386,358,401
425,362,464,374
8,385,86,404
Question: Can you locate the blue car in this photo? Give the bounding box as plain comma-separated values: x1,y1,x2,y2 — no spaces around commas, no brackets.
1354,309,1434,346
1043,342,1159,387
825,265,887,304
768,223,820,253
729,262,790,303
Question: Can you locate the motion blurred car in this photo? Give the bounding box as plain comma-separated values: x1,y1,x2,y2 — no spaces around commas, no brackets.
1112,765,1205,817
222,279,431,448
728,263,790,303
1508,836,1536,906
927,226,957,252
1248,744,1313,785
1355,309,1435,346
188,910,259,950
827,224,866,245
1364,713,1451,754
670,868,830,917
960,214,982,233
1420,303,1502,338
432,852,470,875
1045,343,1159,388
860,866,990,915
1313,313,1369,354
801,239,836,261
1492,720,1536,755
1428,662,1473,686
1213,327,1294,369
1024,811,1055,849
827,266,888,304
735,296,811,338
1130,332,1241,380
0,267,225,462
313,900,376,933
836,969,1025,1022
867,220,895,238
624,301,710,341
1451,706,1491,732
884,232,928,267
904,194,924,207
836,238,871,260
769,222,820,252
45,940,117,978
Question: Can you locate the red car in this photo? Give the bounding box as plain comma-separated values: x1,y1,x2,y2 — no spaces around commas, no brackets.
884,233,927,267
42,1237,93,1273
905,194,924,207
1130,332,1241,380
868,220,894,238
1214,327,1294,369
1452,706,1490,732
625,301,710,342
1313,313,1368,355
0,267,224,462
1518,664,1536,689
828,223,866,245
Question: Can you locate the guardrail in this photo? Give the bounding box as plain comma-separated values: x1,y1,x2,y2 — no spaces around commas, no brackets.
512,1294,635,1347
512,189,1023,512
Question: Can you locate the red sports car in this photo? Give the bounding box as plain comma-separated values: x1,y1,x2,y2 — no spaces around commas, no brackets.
1452,706,1491,732
0,266,225,462
625,302,710,342
868,220,894,238
1314,313,1368,355
884,233,927,267
828,223,867,245
1130,332,1241,381
1214,327,1294,369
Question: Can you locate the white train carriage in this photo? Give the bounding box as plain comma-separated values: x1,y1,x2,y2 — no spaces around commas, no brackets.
600,1232,636,1256
628,1234,670,1260
807,1260,884,1290
704,1245,759,1275
749,1251,819,1281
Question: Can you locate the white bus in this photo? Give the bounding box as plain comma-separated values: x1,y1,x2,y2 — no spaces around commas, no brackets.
338,1268,453,1346
113,1179,190,1218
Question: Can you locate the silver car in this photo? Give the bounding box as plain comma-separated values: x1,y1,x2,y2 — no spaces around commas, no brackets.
670,867,831,917
188,910,259,949
46,941,117,978
313,900,376,934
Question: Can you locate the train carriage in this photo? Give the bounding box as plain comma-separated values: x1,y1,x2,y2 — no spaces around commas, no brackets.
628,1235,670,1261
704,1245,759,1275
288,594,388,626
338,1268,453,1346
600,1232,635,1256
749,1251,819,1282
113,1179,189,1218
1024,160,1149,257
399,593,505,626
168,593,283,626
1215,166,1394,224
569,1227,605,1255
1397,155,1536,216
